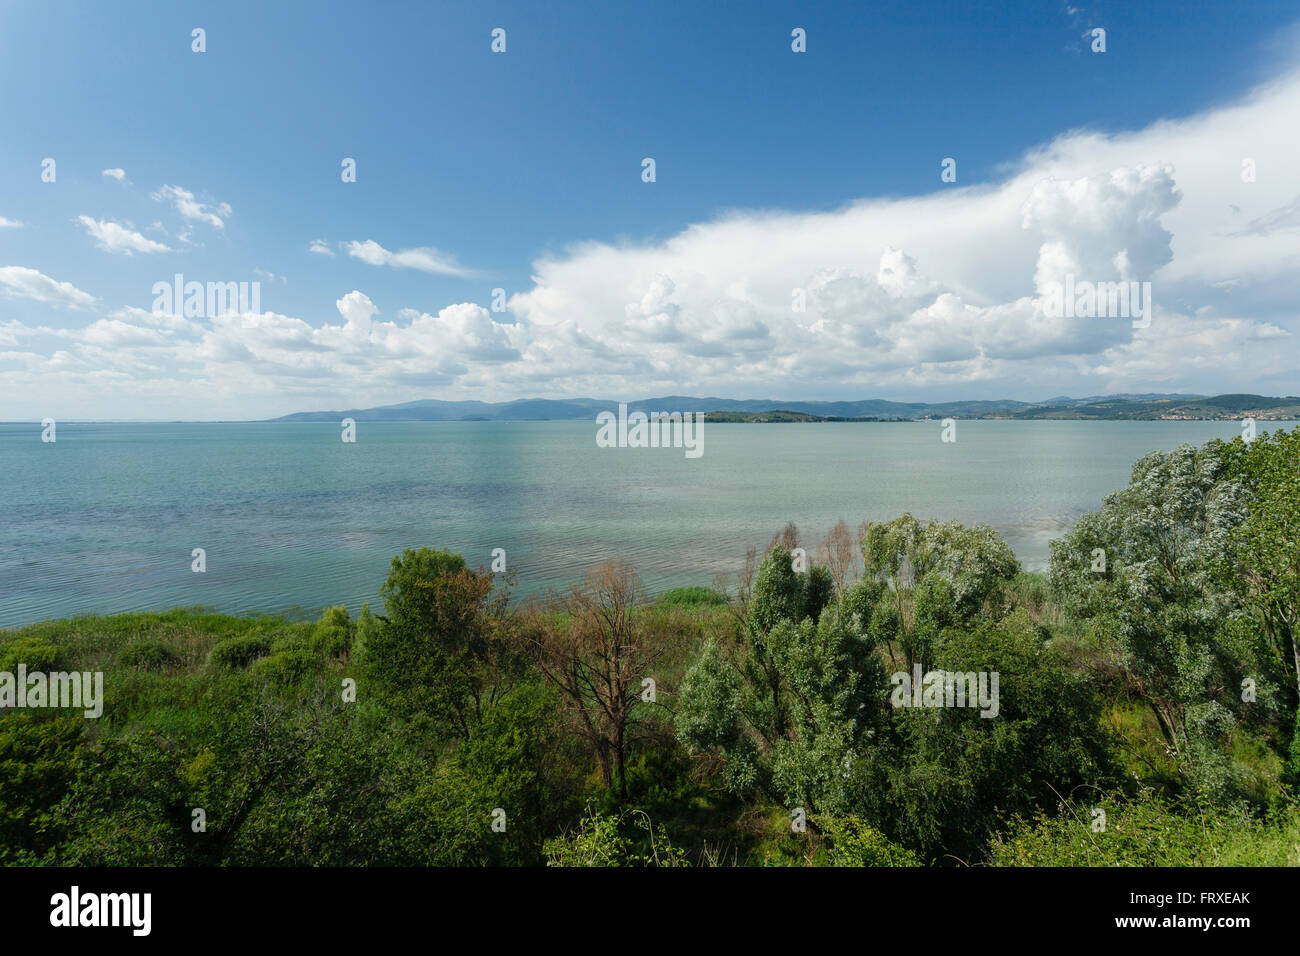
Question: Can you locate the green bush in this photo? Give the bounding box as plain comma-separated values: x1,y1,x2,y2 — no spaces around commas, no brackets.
0,638,68,674
309,623,352,659
544,808,689,867
990,790,1300,866
253,649,317,686
816,815,921,867
0,713,84,862
118,641,180,671
208,634,271,669
318,605,351,629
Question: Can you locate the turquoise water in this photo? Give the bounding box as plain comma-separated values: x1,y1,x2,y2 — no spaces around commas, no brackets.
0,419,1286,627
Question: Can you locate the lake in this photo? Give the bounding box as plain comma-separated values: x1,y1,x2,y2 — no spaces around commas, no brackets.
0,419,1287,627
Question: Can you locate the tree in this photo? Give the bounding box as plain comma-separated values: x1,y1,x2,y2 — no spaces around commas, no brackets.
860,514,1019,670
1050,441,1251,798
528,560,667,799
819,519,860,595
860,611,1116,861
676,544,884,814
363,547,517,738
1219,427,1300,781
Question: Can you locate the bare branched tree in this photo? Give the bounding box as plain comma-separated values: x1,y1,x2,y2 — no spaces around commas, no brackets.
527,560,667,799
818,519,858,594
768,521,800,555
715,544,760,628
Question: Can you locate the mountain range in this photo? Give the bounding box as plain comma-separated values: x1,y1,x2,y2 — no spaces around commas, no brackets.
271,393,1300,422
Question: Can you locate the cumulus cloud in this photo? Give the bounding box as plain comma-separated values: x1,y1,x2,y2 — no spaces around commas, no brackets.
336,290,377,337
0,217,22,229
0,266,96,309
102,168,127,182
77,216,173,255
399,302,522,362
0,289,527,415
308,239,335,257
497,67,1300,399
343,239,475,277
151,184,231,229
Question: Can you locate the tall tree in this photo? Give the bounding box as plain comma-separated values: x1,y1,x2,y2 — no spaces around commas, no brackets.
1050,441,1250,797
528,560,667,799
1220,427,1300,780
364,547,516,739
677,544,881,813
860,514,1019,671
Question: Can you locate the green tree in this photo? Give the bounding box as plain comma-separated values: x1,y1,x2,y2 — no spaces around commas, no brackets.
859,611,1116,861
363,547,518,738
1050,441,1250,799
1219,427,1300,781
860,514,1019,670
676,544,885,814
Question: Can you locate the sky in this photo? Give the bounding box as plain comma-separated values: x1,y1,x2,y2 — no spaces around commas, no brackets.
2,0,1300,420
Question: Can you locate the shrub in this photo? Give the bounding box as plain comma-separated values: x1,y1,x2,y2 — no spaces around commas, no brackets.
319,605,351,629
208,635,271,669
989,790,1300,866
0,713,84,861
0,638,67,674
118,641,180,671
816,815,921,867
253,649,316,686
309,622,352,659
544,808,689,867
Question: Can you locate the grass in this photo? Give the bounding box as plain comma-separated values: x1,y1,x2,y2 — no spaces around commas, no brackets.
0,609,344,737
655,586,729,607
989,792,1300,866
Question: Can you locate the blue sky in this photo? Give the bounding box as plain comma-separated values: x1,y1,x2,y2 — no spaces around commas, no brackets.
3,0,1300,418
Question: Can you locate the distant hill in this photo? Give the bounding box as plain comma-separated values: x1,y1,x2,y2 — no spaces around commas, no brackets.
699,410,893,423
1007,394,1300,421
270,393,1300,423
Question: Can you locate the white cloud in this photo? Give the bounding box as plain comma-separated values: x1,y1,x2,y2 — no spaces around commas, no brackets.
102,168,127,182
495,66,1300,399
151,184,231,229
77,216,173,255
400,302,522,361
342,239,475,277
344,240,389,266
336,290,377,336
0,217,22,229
308,239,334,257
0,266,97,309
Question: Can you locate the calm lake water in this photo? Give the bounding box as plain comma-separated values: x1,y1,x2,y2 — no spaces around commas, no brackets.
0,419,1289,627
